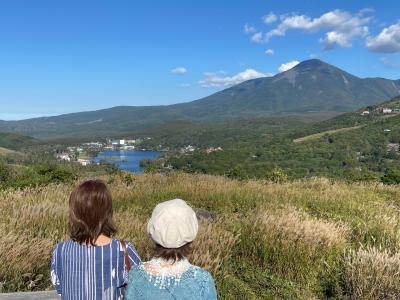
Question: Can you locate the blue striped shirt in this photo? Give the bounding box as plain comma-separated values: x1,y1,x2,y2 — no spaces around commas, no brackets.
51,239,141,300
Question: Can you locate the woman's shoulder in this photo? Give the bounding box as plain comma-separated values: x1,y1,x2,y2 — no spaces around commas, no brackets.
53,240,69,250
189,266,217,298
53,239,128,250
128,261,213,276
127,263,147,281
190,266,214,281
129,263,143,272
126,262,212,281
114,239,137,249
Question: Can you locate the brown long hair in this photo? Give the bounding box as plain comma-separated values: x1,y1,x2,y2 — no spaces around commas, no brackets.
69,179,116,245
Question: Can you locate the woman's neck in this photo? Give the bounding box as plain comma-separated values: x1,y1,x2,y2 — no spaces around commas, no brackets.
93,234,112,246
151,257,189,267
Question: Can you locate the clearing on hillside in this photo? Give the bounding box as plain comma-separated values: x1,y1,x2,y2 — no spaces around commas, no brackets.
293,125,364,143
0,147,15,155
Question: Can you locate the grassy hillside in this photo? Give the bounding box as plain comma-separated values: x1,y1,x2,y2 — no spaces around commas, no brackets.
0,147,15,156
1,173,400,299
0,132,40,150
293,125,363,143
297,95,400,135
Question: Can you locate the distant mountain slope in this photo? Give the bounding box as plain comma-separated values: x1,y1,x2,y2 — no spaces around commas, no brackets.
0,106,180,139
181,59,400,118
298,95,400,135
0,59,399,139
165,95,400,180
0,132,40,150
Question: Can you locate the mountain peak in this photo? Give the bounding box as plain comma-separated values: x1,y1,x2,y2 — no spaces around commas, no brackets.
295,59,330,69
0,59,400,139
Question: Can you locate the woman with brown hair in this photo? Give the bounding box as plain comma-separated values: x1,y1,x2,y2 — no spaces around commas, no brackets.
51,179,141,299
126,199,217,299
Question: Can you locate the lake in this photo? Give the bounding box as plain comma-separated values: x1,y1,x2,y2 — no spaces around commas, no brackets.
93,150,161,172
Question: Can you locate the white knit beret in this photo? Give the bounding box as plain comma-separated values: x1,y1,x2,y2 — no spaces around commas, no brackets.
147,199,199,248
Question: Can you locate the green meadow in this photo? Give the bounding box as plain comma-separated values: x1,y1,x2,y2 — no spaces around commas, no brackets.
1,172,400,299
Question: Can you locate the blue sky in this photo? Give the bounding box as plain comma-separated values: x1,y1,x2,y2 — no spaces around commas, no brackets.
0,0,400,120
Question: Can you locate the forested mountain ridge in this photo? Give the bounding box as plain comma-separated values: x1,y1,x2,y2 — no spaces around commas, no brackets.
0,59,399,139
159,96,400,180
0,132,40,150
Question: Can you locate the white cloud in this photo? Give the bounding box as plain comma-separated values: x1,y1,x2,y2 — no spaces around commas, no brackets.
265,49,274,55
251,32,264,43
380,56,400,68
171,67,187,74
278,60,300,72
366,22,400,53
244,23,256,34
263,12,277,24
199,69,270,88
266,9,372,50
321,25,369,50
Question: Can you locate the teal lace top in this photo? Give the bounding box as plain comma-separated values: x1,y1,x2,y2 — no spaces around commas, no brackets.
126,258,217,300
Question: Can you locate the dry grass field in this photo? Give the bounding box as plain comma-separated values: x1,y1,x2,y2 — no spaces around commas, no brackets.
0,147,14,156
1,172,400,299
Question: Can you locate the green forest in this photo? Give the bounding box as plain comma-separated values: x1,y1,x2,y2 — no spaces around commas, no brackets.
138,97,400,183
3,97,400,190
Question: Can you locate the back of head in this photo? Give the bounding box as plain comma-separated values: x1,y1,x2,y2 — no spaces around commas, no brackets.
69,179,116,245
147,199,198,261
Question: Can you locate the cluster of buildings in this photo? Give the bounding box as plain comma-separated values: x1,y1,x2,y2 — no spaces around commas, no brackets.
55,149,92,166
360,107,400,133
361,107,400,116
55,137,151,165
105,139,137,150
179,145,196,154
56,153,71,162
178,145,223,154
387,143,400,154
205,146,223,154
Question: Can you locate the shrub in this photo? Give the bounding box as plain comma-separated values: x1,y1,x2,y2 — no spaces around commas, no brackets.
381,168,400,185
103,162,120,175
141,159,158,174
265,167,289,183
1,164,76,189
144,164,158,174
48,168,77,183
120,173,134,186
0,162,10,184
226,166,246,180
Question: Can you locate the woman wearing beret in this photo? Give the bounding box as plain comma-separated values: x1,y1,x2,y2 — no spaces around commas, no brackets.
126,199,217,299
